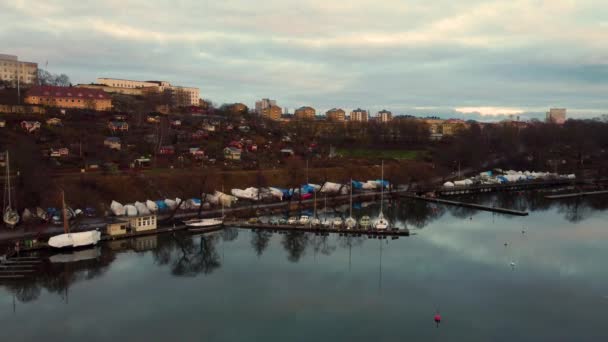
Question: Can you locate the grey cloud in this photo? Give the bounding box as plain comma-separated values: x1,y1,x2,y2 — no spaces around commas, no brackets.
1,0,607,118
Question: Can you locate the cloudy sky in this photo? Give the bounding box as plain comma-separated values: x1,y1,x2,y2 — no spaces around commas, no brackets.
2,0,608,120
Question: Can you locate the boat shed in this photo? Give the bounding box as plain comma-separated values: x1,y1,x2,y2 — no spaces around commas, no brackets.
128,214,157,232
106,218,129,236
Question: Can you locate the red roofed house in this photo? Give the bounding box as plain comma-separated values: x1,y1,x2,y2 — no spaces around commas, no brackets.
25,85,112,111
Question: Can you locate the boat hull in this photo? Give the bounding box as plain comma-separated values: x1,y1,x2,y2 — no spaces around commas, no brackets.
48,231,101,249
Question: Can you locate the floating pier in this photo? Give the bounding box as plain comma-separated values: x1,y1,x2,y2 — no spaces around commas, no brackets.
227,221,410,236
545,190,608,199
403,195,529,216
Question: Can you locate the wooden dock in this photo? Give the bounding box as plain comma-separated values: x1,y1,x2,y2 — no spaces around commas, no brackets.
413,179,575,196
545,190,608,199
403,195,529,216
226,221,410,237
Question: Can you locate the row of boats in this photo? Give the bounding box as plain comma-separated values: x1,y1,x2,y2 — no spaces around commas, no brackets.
184,161,391,230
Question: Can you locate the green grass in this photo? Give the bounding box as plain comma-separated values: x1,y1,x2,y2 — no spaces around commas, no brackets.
336,148,423,160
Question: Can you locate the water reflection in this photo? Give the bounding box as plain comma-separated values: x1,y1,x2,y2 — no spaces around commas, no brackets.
2,191,608,307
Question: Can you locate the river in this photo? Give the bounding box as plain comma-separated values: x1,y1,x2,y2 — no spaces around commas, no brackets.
1,191,607,341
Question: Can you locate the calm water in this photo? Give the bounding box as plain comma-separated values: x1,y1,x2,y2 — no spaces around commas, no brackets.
1,191,608,341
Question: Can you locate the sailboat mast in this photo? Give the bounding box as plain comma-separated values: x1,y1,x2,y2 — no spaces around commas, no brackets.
62,190,69,234
6,151,10,209
350,178,353,217
313,190,317,218
380,161,384,213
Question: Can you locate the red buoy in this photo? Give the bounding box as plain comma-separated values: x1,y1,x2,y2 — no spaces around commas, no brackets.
434,314,441,323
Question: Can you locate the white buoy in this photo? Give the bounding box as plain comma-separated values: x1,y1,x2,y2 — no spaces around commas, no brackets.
510,262,516,268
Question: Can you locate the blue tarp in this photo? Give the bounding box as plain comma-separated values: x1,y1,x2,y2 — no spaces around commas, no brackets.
189,198,202,204
300,184,315,194
375,180,390,188
155,200,168,211
351,180,363,189
281,189,293,199
497,176,508,183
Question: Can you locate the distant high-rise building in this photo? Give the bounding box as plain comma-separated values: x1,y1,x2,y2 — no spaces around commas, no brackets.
326,108,346,122
377,109,392,123
350,108,368,122
294,106,316,120
0,54,38,86
255,98,276,114
261,104,282,120
546,108,566,124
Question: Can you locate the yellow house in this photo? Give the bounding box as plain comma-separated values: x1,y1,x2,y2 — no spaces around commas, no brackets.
25,85,112,111
106,220,129,236
128,215,157,232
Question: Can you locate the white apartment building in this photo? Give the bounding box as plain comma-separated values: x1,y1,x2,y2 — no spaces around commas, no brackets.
255,98,276,114
95,77,200,106
0,54,38,85
350,108,369,122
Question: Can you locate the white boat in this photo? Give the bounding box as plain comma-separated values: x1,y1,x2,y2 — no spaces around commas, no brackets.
134,201,151,215
332,217,343,228
299,215,311,225
287,216,298,225
184,217,223,228
48,231,101,248
146,200,158,212
49,191,101,249
345,178,357,229
110,200,125,216
374,161,390,230
125,204,138,217
359,216,371,229
3,151,19,228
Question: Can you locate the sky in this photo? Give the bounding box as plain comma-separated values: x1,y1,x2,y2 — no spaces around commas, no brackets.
1,0,608,120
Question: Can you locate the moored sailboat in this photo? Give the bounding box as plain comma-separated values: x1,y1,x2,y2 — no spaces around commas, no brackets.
344,178,357,229
3,151,19,228
48,191,100,249
374,161,389,230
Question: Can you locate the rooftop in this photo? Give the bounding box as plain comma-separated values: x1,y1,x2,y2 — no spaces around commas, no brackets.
27,85,110,100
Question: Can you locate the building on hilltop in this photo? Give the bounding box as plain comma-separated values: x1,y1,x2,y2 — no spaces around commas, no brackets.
377,109,392,123
0,54,38,86
326,108,346,122
350,108,368,122
294,106,316,120
95,77,199,106
261,104,282,120
546,108,566,124
25,85,112,111
255,98,276,114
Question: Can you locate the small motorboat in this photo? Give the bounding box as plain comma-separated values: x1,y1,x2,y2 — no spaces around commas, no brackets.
287,216,299,225
332,217,343,229
183,217,223,229
299,215,311,225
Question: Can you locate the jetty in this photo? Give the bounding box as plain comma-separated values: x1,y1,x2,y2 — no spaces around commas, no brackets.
403,195,529,216
227,221,410,237
545,190,608,200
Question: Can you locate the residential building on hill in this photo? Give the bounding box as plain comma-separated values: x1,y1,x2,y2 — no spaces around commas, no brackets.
377,109,392,123
326,108,346,122
95,77,199,106
76,83,149,96
261,104,282,120
295,106,316,120
255,98,276,114
350,108,368,122
546,108,566,124
0,54,38,86
25,85,112,111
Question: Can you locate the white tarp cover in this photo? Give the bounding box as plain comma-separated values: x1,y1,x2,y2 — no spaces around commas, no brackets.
134,201,151,215
321,182,342,193
268,187,284,200
146,200,158,212
164,199,177,210
443,181,455,187
110,201,125,216
125,205,138,217
48,231,101,248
